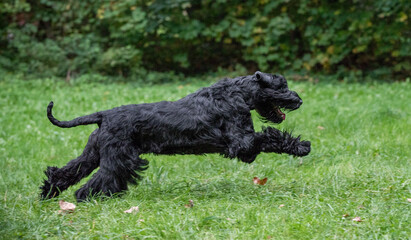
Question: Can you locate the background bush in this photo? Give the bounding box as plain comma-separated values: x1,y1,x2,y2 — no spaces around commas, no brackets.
1,0,410,80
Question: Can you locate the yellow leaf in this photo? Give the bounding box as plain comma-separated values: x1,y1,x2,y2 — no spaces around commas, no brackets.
353,45,367,54
97,7,105,19
391,51,400,57
237,19,246,26
253,27,263,34
303,62,311,70
253,36,261,44
399,12,408,22
124,206,140,214
352,216,363,222
58,200,76,214
326,45,335,54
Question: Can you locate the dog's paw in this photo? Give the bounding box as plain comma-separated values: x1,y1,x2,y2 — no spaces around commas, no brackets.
40,166,60,199
295,140,311,157
75,188,92,202
238,153,257,164
40,181,61,199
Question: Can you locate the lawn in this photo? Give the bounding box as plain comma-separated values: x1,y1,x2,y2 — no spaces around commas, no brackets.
0,75,410,239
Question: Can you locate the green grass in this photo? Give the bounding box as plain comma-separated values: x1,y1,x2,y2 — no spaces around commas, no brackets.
0,76,410,239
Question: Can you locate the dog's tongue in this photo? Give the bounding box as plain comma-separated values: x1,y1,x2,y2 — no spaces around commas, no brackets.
277,108,286,120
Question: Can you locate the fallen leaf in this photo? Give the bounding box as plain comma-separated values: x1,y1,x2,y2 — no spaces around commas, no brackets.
279,204,285,208
317,126,325,130
138,219,145,223
58,200,76,213
352,217,362,222
124,206,139,214
253,177,268,185
342,213,350,218
407,198,411,203
185,200,194,208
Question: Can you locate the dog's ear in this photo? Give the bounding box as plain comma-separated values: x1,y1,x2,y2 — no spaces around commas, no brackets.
254,71,270,84
255,71,263,81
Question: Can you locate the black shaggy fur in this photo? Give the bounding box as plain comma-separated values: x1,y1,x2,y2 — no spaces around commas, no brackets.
40,71,310,202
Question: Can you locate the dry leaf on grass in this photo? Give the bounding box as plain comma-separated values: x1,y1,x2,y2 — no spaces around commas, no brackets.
407,198,411,203
253,177,268,185
352,217,362,222
184,200,194,208
124,206,140,214
279,204,285,208
342,213,350,219
317,126,325,130
58,200,76,214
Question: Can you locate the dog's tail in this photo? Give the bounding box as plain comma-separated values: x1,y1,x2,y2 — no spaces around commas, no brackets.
47,101,102,128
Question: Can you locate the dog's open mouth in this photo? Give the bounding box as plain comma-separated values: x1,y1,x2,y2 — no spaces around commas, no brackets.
275,107,286,120
255,103,288,123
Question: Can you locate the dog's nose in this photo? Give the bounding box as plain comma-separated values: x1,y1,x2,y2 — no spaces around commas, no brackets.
296,99,303,108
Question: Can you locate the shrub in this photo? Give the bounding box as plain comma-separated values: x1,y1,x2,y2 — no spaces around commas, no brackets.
0,0,409,80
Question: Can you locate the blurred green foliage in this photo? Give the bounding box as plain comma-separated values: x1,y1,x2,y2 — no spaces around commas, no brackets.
0,0,410,79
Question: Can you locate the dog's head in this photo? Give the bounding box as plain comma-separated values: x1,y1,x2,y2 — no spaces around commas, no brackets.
252,71,303,123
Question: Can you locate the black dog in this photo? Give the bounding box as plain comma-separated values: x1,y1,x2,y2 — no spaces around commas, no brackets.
40,71,310,202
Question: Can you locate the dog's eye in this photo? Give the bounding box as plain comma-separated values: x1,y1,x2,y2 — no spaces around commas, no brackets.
258,81,271,89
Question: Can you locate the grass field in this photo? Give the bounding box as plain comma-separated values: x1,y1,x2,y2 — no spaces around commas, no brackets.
0,75,410,239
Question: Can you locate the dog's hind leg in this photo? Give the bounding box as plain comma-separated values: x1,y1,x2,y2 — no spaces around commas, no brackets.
75,140,148,202
40,129,100,199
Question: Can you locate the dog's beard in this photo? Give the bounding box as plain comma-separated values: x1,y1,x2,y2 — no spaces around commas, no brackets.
256,104,287,123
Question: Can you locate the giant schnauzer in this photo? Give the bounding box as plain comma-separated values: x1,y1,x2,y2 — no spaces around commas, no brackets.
41,71,310,202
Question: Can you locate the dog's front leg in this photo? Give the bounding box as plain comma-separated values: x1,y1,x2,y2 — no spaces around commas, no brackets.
226,134,258,163
257,127,311,157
